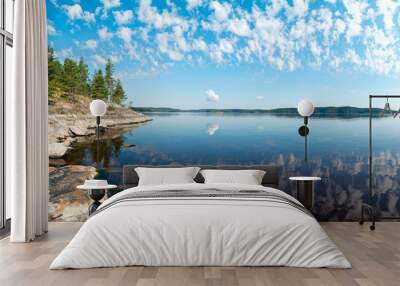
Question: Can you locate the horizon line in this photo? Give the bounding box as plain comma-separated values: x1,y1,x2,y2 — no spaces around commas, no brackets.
132,106,383,111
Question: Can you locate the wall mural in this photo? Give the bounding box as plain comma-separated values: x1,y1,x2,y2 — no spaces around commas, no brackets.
47,0,400,222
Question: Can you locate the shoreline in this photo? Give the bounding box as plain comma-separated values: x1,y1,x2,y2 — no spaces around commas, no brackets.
133,106,389,118
48,106,152,158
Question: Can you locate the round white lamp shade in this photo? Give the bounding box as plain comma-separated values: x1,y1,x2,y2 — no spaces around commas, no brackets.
297,99,315,117
90,99,107,117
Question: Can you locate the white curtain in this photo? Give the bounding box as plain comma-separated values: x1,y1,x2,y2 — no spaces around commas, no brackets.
8,0,49,242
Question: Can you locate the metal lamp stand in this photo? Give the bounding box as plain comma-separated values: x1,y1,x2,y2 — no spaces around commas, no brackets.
360,95,400,230
96,116,100,166
298,116,310,163
88,116,105,215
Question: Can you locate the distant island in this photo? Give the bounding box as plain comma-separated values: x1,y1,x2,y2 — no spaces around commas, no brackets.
133,106,389,118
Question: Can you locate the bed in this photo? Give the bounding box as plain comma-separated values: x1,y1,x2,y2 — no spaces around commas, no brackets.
50,165,350,269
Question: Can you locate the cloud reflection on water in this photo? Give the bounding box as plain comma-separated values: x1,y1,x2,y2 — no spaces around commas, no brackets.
54,114,400,221
207,123,220,136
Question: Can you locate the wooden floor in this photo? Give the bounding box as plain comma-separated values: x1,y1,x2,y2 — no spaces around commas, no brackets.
0,222,399,286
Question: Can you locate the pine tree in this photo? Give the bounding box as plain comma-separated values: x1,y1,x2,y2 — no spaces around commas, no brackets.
77,57,89,97
91,70,108,100
48,47,64,99
62,58,80,101
47,46,127,104
112,79,127,105
105,59,114,103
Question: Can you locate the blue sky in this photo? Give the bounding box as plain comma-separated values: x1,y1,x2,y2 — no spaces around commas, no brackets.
47,0,400,109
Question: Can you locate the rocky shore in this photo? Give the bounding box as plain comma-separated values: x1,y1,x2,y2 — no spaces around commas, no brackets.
48,97,151,158
47,97,152,221
49,165,97,221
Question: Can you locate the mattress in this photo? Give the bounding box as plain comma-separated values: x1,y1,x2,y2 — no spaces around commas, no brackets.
50,183,351,269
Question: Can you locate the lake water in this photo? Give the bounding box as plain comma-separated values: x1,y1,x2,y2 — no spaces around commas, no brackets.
63,112,400,221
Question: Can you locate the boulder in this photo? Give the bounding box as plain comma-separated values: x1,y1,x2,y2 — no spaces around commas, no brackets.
69,120,95,136
49,143,69,158
48,125,70,143
48,165,97,222
49,165,97,199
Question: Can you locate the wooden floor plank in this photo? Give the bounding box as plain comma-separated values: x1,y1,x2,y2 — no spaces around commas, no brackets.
0,222,399,286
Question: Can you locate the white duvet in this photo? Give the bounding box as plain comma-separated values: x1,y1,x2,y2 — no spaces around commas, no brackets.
50,183,351,269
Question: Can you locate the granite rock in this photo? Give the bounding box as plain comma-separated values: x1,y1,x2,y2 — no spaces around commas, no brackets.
48,143,69,158
48,165,97,221
48,98,151,158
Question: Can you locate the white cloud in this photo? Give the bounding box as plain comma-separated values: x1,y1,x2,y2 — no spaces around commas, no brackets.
138,0,186,29
113,10,133,25
219,38,234,53
100,0,121,19
228,18,251,36
62,4,83,20
117,27,136,59
376,0,400,31
117,26,133,44
206,89,220,102
364,46,394,75
93,54,107,65
98,27,113,41
289,19,311,43
110,54,121,63
101,0,121,10
253,9,284,46
287,0,309,18
210,1,231,21
316,8,333,43
56,0,400,76
167,51,183,61
62,4,95,23
140,27,150,41
256,96,264,100
55,48,73,59
156,32,183,61
310,41,321,57
187,0,203,10
335,18,346,34
342,0,368,41
47,23,57,35
83,11,95,23
173,26,189,52
364,25,394,48
85,39,98,50
192,38,208,51
346,49,362,65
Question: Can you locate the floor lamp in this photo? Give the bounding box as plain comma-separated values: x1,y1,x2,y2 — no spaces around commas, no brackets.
90,99,107,166
87,99,108,214
360,95,400,230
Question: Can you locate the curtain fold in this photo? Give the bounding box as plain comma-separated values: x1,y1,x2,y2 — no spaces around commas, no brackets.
9,0,49,242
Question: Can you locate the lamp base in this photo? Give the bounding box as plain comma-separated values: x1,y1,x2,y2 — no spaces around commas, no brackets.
88,189,105,215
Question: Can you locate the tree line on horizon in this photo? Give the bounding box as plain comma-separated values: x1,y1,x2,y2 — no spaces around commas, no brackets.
48,47,127,105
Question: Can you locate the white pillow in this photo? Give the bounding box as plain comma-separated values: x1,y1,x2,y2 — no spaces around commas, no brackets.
135,167,200,186
200,169,266,185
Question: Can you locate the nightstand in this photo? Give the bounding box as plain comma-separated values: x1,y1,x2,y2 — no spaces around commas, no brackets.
77,180,117,215
289,176,321,210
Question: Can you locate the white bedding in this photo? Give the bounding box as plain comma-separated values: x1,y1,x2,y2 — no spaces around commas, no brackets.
50,183,351,269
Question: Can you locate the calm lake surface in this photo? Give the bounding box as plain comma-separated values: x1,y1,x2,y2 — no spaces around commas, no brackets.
64,112,400,221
